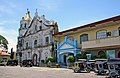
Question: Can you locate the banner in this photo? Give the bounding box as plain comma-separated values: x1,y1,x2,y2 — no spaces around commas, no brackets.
86,54,91,61
107,50,115,59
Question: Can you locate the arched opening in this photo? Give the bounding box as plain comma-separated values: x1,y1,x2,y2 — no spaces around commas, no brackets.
63,55,66,65
33,54,37,66
118,27,120,36
118,51,120,58
59,52,74,66
98,51,106,59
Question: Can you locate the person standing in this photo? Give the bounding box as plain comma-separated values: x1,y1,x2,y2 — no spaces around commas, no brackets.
47,60,51,67
3,60,7,67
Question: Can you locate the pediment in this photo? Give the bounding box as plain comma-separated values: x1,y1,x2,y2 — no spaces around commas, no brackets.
24,16,53,36
60,43,74,49
59,51,74,55
25,18,40,36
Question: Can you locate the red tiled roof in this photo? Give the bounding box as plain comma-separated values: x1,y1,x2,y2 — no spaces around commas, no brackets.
0,50,10,56
53,15,120,36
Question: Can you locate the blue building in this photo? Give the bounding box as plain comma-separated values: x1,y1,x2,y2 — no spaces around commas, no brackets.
56,37,80,66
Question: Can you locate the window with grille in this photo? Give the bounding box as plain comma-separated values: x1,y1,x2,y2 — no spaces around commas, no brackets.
96,30,107,39
34,40,37,47
80,34,88,44
45,37,49,44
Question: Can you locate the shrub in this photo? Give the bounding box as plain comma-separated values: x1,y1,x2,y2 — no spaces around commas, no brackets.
47,56,55,62
82,52,90,59
67,55,74,63
41,60,45,63
92,55,97,60
99,53,107,59
76,54,81,60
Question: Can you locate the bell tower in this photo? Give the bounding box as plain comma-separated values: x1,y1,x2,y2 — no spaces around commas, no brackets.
19,9,32,37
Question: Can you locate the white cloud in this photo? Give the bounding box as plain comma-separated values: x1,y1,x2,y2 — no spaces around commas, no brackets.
0,26,18,52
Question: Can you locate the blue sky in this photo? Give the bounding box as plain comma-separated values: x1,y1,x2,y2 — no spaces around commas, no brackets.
0,0,120,52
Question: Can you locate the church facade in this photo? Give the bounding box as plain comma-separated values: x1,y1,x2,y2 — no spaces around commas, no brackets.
17,9,58,65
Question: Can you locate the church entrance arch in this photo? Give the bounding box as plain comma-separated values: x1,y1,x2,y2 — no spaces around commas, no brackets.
63,55,66,65
33,54,37,66
60,52,74,66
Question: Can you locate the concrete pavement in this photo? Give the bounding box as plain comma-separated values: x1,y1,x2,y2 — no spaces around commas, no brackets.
0,66,106,78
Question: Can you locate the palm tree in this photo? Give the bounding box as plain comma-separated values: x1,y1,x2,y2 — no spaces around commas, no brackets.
0,35,8,49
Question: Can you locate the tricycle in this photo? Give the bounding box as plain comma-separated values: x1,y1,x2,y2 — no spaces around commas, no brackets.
94,59,108,75
73,59,91,73
107,58,120,78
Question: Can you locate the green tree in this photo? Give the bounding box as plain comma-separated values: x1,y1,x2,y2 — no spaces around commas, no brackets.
0,35,8,49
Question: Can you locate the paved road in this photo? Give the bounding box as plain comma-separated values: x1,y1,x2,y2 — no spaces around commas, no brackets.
0,66,106,78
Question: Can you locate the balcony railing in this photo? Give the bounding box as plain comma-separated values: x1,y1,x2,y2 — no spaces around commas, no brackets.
82,36,120,49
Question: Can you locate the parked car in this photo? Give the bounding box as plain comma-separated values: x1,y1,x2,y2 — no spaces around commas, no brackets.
22,60,33,67
7,60,18,66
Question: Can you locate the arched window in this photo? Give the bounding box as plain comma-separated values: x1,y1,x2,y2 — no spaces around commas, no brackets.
26,42,28,48
34,40,37,47
80,34,88,44
39,26,42,30
96,30,107,39
67,36,74,41
24,23,26,28
45,37,49,44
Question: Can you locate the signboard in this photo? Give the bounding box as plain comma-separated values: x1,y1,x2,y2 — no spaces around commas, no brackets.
107,50,115,59
86,54,91,61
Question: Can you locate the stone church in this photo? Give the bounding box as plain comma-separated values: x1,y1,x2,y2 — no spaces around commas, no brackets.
17,9,58,65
